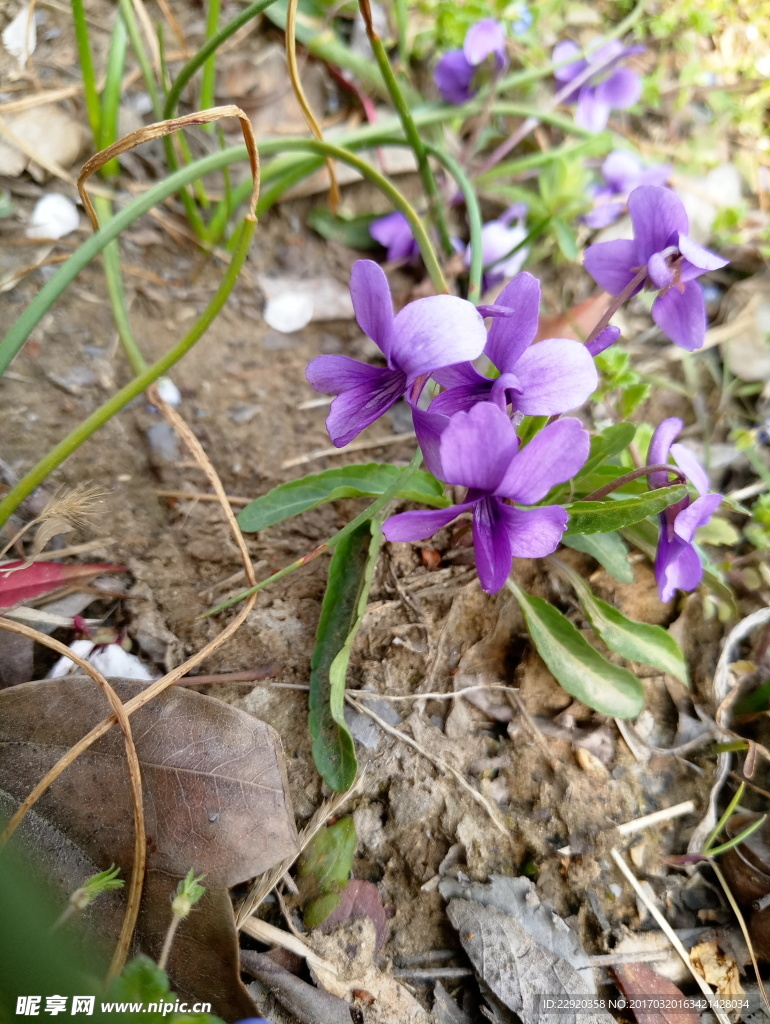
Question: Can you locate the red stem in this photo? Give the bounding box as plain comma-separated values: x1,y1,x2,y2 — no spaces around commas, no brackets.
581,464,686,502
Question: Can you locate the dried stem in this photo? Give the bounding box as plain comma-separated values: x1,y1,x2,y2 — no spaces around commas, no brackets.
0,618,145,981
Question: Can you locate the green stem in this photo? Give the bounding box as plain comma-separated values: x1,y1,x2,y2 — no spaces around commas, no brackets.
118,0,162,119
702,782,745,854
70,0,101,144
163,0,278,120
199,0,222,127
0,219,256,528
205,449,423,617
100,12,129,177
362,10,452,259
95,196,148,375
423,144,482,303
393,0,408,67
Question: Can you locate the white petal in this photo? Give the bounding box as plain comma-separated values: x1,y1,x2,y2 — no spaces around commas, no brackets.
26,193,80,240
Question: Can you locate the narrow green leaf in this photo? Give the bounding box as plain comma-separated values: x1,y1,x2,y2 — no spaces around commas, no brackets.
556,559,689,684
578,423,637,479
562,531,634,583
552,217,579,261
506,579,644,718
307,209,380,249
565,485,687,535
298,818,356,926
309,521,381,791
237,463,447,533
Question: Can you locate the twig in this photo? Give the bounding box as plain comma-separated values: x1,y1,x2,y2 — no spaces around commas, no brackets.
155,489,251,505
558,801,696,857
239,918,337,973
0,619,145,980
281,432,416,470
346,695,509,837
610,849,730,1024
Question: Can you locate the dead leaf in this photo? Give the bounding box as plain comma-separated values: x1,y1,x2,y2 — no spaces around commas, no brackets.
319,880,388,950
535,293,609,343
241,949,353,1024
440,875,615,1024
689,941,745,1000
0,630,34,689
613,962,701,1024
0,562,125,610
0,676,298,1017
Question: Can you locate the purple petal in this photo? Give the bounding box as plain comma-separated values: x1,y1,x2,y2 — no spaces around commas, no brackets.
673,492,722,543
412,404,449,479
383,502,474,543
585,325,620,357
602,150,644,191
583,239,640,296
440,402,519,493
584,199,625,229
647,417,683,488
575,86,611,133
670,442,710,496
638,163,672,188
464,19,506,67
651,281,706,351
349,260,394,359
677,233,729,275
655,530,703,602
472,496,514,593
431,361,487,389
475,303,517,318
306,354,385,394
325,368,406,447
434,50,476,104
595,67,642,110
647,251,675,290
499,503,568,557
553,40,584,83
430,383,493,417
392,295,486,381
469,220,529,278
513,338,598,415
484,272,540,371
628,186,688,262
497,417,589,503
369,212,418,262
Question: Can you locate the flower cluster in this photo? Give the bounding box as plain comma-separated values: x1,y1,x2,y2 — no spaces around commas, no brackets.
553,39,644,133
434,19,508,105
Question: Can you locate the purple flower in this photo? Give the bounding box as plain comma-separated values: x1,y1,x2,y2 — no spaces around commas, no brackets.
435,19,508,105
553,39,644,133
369,212,419,263
583,185,729,350
382,403,589,593
466,206,529,288
584,150,672,229
428,272,598,418
648,417,722,603
306,260,487,447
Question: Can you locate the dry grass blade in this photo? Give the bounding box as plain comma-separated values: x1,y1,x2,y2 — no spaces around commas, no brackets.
235,778,363,927
285,0,340,211
129,0,162,72
611,848,730,1024
0,618,145,981
77,106,260,230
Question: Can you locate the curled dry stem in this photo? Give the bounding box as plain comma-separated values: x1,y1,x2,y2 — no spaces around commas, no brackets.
285,0,340,211
77,105,260,230
0,618,145,981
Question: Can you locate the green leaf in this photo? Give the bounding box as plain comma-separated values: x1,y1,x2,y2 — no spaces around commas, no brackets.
307,208,380,249
237,463,447,533
552,217,579,261
696,516,740,546
556,560,689,684
506,580,644,718
565,485,687,535
562,531,634,584
579,423,638,479
619,382,650,417
309,520,381,791
298,818,356,926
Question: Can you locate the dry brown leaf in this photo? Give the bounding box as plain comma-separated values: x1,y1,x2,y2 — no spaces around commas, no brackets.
535,292,609,343
689,941,745,1000
613,962,701,1024
0,676,298,1017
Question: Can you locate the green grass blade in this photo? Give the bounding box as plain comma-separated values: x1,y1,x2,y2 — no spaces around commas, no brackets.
565,485,688,536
